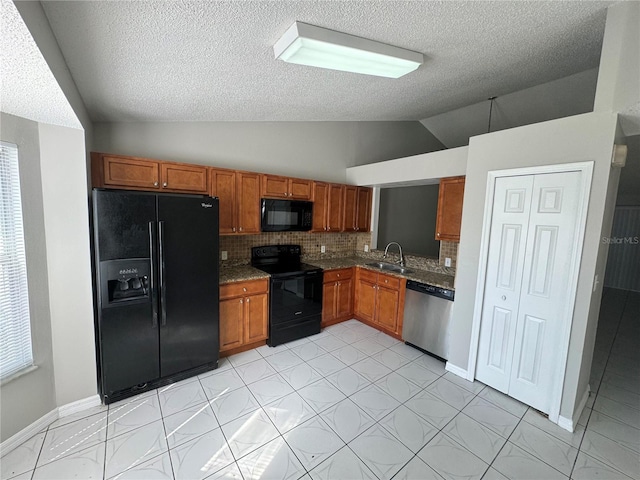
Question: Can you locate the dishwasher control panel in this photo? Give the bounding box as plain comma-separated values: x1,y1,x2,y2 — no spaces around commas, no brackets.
406,280,454,301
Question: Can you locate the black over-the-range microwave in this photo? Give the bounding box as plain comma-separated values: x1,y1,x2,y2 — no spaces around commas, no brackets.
261,198,313,232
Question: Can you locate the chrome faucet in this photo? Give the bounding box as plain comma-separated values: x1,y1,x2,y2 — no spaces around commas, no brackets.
383,242,405,267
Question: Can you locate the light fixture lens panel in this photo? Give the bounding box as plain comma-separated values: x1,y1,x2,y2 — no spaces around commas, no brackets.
281,38,418,78
274,22,423,79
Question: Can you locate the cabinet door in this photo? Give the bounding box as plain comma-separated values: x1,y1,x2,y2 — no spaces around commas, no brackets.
161,163,208,193
356,187,372,232
342,186,358,232
376,285,399,334
262,175,289,198
327,184,344,232
102,155,160,189
237,173,261,234
436,176,465,241
245,293,268,343
322,282,337,326
336,278,353,318
220,298,244,352
355,278,376,323
290,178,312,200
312,182,329,232
210,169,237,235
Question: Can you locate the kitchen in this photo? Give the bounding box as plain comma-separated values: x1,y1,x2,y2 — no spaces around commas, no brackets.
1,1,639,479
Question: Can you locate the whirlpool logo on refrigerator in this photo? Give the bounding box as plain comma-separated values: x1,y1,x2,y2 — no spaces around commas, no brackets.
201,203,213,208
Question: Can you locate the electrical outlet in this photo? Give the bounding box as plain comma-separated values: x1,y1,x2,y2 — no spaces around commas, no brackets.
321,245,326,253
364,244,369,252
221,251,228,260
445,257,452,267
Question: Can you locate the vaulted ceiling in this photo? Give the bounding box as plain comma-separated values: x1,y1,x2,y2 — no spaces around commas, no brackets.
38,0,613,123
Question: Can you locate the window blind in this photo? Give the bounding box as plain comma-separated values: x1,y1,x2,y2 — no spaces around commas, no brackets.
0,141,33,380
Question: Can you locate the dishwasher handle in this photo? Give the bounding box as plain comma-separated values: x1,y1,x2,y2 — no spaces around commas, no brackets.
406,280,455,301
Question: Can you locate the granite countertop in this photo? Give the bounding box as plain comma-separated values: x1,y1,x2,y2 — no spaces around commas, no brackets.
219,265,270,284
306,256,456,291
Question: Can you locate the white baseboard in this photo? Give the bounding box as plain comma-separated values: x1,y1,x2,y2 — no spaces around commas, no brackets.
1,394,102,456
58,395,101,418
445,362,469,380
0,409,58,457
557,384,590,433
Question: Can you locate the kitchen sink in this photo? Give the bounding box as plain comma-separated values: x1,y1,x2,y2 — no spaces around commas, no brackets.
365,262,414,274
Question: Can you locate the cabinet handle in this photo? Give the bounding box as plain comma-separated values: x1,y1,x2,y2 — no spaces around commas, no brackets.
243,287,247,292
328,227,331,231
240,299,243,304
232,227,236,232
163,182,168,187
324,227,327,231
246,297,250,303
437,232,441,237
239,227,243,232
153,181,159,187
337,282,341,286
337,274,340,277
385,279,388,283
372,285,375,289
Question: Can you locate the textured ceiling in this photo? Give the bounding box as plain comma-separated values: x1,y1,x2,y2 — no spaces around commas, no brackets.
39,0,612,122
0,0,80,128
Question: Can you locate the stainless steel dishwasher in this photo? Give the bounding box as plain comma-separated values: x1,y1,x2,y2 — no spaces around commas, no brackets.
402,280,455,360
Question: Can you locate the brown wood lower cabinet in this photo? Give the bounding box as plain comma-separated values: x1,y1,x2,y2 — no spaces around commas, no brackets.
354,268,406,337
219,279,268,353
322,268,354,327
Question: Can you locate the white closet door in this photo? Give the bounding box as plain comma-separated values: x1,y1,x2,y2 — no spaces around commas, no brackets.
475,175,534,392
508,171,582,412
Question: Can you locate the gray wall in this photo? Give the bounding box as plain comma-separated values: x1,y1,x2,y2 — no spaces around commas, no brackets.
421,69,599,148
93,121,444,183
38,122,96,408
377,185,440,257
0,113,57,442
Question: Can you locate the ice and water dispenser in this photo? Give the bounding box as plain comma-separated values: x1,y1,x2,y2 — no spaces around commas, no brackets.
100,259,151,307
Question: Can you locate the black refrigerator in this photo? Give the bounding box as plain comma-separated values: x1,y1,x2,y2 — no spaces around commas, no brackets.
92,189,219,404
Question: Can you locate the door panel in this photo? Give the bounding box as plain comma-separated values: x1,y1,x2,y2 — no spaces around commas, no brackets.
476,176,534,392
327,184,344,232
486,307,512,376
343,186,357,232
322,282,336,325
237,173,261,234
508,171,582,412
210,169,236,234
158,195,219,377
355,279,376,323
376,286,399,332
245,293,268,343
336,279,353,318
220,298,243,351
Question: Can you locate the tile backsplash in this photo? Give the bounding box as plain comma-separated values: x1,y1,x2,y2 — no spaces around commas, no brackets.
220,231,457,276
219,232,372,265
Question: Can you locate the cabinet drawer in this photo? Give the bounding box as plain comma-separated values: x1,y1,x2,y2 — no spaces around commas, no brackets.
324,268,353,284
220,279,268,299
378,273,401,290
358,267,378,284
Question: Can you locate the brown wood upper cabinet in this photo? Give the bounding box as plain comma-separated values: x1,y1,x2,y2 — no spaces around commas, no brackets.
312,182,344,232
342,186,358,232
262,174,312,200
210,168,260,235
92,152,207,194
435,176,465,242
219,279,269,352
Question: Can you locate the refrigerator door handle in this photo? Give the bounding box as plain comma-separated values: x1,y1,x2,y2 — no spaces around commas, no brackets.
159,220,167,326
148,222,158,328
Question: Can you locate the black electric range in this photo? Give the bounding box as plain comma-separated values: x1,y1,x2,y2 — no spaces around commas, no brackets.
251,245,323,346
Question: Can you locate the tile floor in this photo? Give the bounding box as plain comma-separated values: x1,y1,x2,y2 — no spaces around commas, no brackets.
1,288,638,480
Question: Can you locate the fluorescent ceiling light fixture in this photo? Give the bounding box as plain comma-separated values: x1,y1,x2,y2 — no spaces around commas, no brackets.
273,22,424,79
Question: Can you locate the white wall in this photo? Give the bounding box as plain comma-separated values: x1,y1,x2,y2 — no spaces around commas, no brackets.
449,112,619,420
421,69,599,148
0,113,57,442
38,123,96,407
345,146,468,187
594,1,640,131
92,121,444,183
